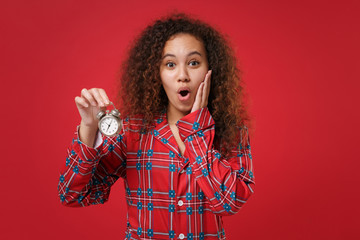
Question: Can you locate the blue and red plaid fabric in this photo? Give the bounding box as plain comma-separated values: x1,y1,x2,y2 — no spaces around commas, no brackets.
58,107,255,239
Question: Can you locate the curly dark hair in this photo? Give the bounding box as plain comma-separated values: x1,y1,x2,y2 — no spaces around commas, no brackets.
115,12,249,157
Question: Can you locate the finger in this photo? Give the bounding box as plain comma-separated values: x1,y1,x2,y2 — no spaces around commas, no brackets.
206,70,212,97
81,88,97,106
89,88,105,107
98,88,110,105
200,71,211,107
196,82,204,104
75,96,89,108
201,71,211,107
192,82,204,112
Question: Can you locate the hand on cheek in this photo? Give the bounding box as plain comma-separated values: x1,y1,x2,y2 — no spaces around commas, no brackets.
191,70,212,113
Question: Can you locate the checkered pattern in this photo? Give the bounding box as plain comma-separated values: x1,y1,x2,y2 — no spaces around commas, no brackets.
58,107,255,239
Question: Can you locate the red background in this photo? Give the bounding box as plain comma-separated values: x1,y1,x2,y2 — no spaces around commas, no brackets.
1,0,359,239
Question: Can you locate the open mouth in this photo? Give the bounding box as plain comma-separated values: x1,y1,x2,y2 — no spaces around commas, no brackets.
177,87,191,101
179,90,189,97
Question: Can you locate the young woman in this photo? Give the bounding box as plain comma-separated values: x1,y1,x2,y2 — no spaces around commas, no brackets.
58,13,255,240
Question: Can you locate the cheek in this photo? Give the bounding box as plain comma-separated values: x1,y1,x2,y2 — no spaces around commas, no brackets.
192,71,207,86
160,79,173,96
160,74,169,90
160,72,177,91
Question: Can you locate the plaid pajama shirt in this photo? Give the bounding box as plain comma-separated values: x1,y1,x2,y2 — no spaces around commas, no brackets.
58,107,255,239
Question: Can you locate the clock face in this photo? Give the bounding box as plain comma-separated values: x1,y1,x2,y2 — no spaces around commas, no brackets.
100,117,119,136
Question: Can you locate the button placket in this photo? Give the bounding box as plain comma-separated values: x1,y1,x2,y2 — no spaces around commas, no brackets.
178,154,190,173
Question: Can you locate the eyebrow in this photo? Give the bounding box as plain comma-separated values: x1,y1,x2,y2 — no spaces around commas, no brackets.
162,51,202,59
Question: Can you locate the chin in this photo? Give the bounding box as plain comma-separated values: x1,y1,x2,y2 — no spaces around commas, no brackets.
176,105,192,115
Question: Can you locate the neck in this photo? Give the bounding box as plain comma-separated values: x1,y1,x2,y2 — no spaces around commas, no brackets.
166,105,189,125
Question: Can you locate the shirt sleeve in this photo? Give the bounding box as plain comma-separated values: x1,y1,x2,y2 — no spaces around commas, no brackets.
93,129,103,148
57,123,127,207
176,107,255,216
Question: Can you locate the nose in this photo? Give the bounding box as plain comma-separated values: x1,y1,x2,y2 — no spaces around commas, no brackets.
177,65,190,82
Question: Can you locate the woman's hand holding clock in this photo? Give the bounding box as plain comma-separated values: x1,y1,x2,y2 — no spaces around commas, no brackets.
74,88,111,146
75,88,111,128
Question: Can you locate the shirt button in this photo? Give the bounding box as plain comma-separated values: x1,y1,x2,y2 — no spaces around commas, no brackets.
178,200,184,206
179,233,185,239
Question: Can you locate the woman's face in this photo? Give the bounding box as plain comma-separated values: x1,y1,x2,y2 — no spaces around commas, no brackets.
160,33,209,117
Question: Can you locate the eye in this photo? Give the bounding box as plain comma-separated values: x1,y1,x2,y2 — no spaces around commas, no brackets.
166,62,175,68
189,60,200,66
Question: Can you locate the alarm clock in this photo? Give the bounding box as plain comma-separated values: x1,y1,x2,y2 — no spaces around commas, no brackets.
96,101,123,137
